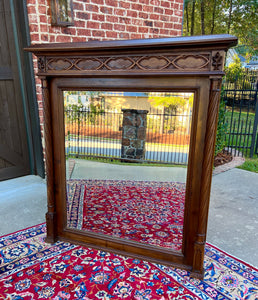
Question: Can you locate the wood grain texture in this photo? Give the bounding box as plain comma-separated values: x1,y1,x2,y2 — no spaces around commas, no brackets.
25,34,238,53
41,77,57,243
192,77,222,275
26,35,237,277
43,54,211,73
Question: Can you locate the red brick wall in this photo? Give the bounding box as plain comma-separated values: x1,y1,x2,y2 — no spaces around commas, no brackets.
26,0,184,147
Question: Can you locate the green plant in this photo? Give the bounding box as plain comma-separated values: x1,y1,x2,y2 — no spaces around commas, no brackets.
224,55,244,84
215,96,227,156
88,103,104,124
64,91,105,125
148,94,192,134
237,156,258,173
183,0,257,53
65,102,84,124
149,95,187,112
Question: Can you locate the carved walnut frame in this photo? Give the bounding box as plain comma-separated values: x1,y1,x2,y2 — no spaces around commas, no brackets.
26,34,237,278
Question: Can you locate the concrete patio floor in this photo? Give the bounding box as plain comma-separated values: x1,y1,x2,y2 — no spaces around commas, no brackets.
0,162,257,267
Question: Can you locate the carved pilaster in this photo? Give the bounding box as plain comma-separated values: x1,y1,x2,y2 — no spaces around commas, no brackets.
41,77,57,243
192,77,222,276
192,234,205,278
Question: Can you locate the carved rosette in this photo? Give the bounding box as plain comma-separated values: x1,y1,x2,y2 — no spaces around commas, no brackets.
40,53,214,74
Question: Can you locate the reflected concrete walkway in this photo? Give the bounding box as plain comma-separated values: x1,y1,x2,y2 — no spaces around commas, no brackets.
0,162,257,267
66,139,189,164
69,159,187,183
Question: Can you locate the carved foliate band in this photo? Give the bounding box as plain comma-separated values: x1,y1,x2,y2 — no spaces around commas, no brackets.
37,52,224,74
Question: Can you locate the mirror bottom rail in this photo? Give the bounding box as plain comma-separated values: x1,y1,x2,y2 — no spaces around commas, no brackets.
48,229,204,279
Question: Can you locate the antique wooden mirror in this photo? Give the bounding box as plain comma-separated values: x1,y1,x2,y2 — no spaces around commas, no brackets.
26,34,237,278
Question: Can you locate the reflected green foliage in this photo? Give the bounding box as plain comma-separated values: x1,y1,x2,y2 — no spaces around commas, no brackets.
149,95,187,111
64,91,104,125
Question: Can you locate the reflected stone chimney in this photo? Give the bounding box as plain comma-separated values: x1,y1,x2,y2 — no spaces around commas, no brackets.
121,109,148,161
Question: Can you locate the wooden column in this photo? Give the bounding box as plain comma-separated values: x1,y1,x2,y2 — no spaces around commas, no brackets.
192,77,222,277
41,77,57,243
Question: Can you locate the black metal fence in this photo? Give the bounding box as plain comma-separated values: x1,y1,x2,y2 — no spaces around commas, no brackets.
65,107,192,165
65,108,123,159
222,69,258,157
145,107,191,164
64,69,258,165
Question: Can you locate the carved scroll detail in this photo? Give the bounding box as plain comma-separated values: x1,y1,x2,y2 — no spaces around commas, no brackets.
192,78,222,275
41,78,57,243
41,54,212,73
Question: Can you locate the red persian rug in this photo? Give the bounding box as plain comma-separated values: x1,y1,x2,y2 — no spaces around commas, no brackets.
67,180,185,251
0,224,257,299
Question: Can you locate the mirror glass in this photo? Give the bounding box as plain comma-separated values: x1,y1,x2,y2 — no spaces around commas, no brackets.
64,91,194,252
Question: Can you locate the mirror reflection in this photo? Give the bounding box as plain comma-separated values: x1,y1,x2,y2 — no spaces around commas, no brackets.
65,91,193,252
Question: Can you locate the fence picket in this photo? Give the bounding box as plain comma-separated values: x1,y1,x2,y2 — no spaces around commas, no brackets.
64,105,192,165
223,69,258,157
64,70,257,165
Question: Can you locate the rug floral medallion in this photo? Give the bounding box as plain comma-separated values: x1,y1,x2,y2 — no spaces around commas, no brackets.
66,180,185,251
0,224,257,299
